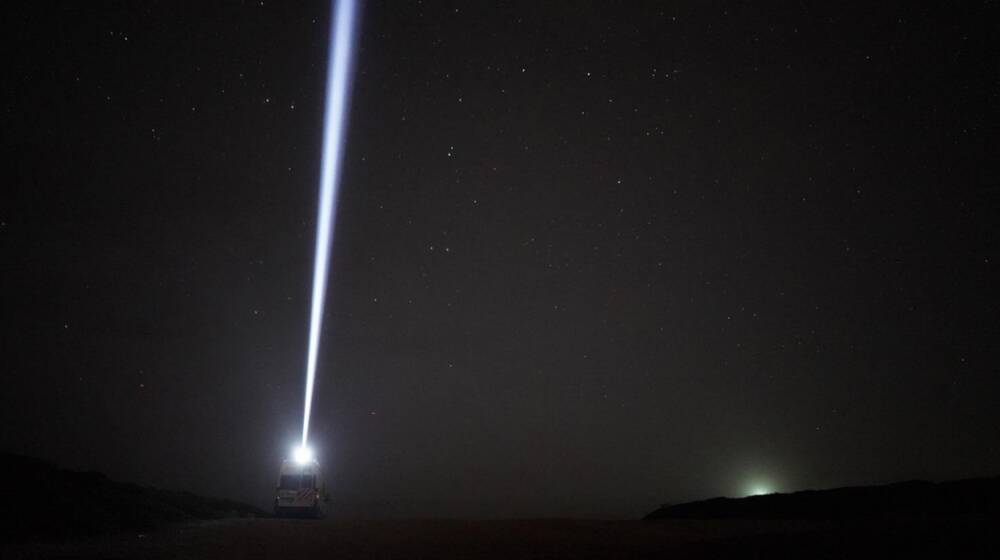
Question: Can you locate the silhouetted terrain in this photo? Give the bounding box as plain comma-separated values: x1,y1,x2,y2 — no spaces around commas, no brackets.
645,477,1000,520
3,456,997,558
0,453,266,543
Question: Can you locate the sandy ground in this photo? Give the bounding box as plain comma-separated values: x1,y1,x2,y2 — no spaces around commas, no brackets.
5,516,997,559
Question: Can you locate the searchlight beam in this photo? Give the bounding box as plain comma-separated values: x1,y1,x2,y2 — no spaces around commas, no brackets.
301,0,359,449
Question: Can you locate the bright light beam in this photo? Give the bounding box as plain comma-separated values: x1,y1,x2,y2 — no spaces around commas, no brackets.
302,0,359,448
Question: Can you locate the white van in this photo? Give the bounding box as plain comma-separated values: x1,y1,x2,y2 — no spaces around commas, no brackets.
273,459,327,517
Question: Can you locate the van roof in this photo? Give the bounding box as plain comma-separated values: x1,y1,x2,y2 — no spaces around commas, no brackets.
279,460,320,475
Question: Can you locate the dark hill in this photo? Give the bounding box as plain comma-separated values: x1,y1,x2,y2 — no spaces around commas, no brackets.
0,453,266,543
645,477,1000,520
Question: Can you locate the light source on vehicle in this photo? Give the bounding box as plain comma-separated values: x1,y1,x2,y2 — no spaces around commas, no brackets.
293,446,314,465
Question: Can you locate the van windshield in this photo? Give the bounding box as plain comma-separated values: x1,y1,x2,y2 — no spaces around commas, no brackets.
301,475,315,489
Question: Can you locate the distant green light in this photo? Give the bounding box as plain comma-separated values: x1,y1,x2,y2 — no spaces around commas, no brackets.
744,481,774,496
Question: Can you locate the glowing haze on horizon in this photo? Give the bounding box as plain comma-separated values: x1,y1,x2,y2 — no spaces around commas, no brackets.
302,0,359,449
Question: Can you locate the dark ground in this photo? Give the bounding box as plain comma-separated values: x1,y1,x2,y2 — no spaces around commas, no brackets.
5,516,998,560
4,455,998,558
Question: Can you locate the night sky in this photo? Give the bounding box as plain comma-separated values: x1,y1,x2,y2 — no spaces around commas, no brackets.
2,1,997,518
